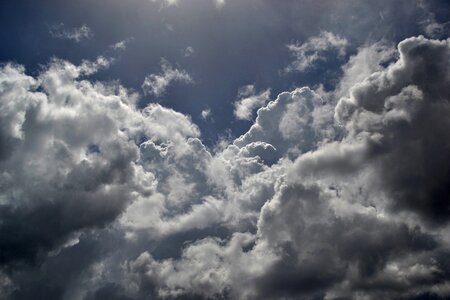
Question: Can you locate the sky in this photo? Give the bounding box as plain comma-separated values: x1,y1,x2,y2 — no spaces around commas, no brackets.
0,0,450,299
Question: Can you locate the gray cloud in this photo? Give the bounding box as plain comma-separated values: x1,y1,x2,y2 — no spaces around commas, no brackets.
335,36,450,225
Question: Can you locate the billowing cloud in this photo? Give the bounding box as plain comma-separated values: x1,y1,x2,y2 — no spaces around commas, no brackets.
234,87,337,159
317,41,397,102
0,56,199,266
1,36,450,300
142,58,192,97
334,36,450,225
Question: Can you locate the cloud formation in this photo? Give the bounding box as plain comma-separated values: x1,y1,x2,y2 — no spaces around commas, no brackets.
201,108,211,120
285,31,348,73
49,23,93,42
142,58,192,97
233,85,271,121
1,36,450,300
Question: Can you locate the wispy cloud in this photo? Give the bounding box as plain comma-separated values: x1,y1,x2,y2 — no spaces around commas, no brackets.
49,23,93,42
285,31,348,73
142,58,193,97
201,108,211,120
110,37,134,51
234,85,271,120
182,46,195,57
152,0,225,8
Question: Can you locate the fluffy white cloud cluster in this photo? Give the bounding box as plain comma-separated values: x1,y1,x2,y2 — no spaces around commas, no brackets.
1,36,450,300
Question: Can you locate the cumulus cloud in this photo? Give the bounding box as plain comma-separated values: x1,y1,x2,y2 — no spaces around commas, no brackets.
49,23,93,42
234,87,337,159
2,36,450,300
285,31,348,73
130,36,450,299
142,58,192,97
334,36,450,226
0,56,200,266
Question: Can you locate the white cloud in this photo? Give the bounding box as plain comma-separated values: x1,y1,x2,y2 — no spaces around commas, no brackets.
49,23,93,42
285,31,348,73
234,87,336,158
233,85,271,121
201,108,211,119
128,233,275,299
111,37,134,51
142,58,193,97
316,41,397,103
